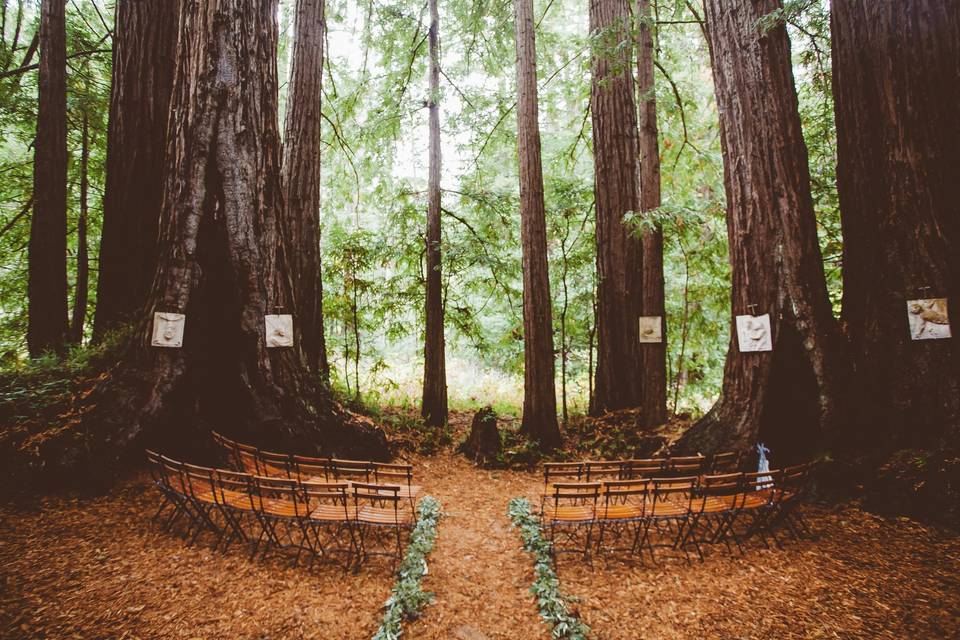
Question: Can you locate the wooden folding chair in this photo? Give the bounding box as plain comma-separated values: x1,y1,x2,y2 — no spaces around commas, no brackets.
249,476,312,564
292,454,332,482
258,450,295,478
708,451,742,474
352,483,413,568
769,462,815,540
211,468,257,552
735,469,783,550
372,462,421,514
145,449,190,530
330,459,373,484
596,479,649,559
584,460,624,482
685,472,744,555
638,476,699,562
541,482,601,562
668,455,706,478
303,481,356,570
619,458,666,479
179,461,226,546
542,462,584,501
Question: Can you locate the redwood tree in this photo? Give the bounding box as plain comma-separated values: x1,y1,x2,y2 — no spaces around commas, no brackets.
589,0,643,414
282,0,329,379
832,0,960,453
93,0,179,340
54,0,388,473
514,0,561,449
421,0,448,427
70,112,90,344
675,0,847,458
27,0,68,357
636,0,667,427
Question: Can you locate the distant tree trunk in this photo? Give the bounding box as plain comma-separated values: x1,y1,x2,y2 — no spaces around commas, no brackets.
514,0,561,449
422,0,448,427
636,0,667,427
70,112,90,345
832,0,960,453
93,0,178,340
675,0,848,459
28,0,69,358
42,0,388,476
282,0,329,380
589,0,643,414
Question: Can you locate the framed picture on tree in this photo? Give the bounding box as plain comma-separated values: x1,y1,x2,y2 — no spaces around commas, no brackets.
736,313,772,352
907,298,951,340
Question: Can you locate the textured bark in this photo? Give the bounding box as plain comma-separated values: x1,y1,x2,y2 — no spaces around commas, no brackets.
636,0,667,427
675,0,848,459
833,0,960,452
589,0,643,414
27,0,68,357
70,113,90,345
282,0,329,379
514,0,560,449
421,0,448,427
49,0,388,476
93,0,178,340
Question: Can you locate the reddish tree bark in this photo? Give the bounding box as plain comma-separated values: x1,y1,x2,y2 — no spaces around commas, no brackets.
832,0,960,452
93,0,178,340
636,0,667,427
514,0,561,449
282,0,329,380
675,0,848,459
27,0,68,357
589,0,643,414
70,112,90,344
421,0,448,427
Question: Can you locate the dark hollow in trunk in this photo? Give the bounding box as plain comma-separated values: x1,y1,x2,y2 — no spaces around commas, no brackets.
43,0,388,478
27,0,69,357
282,0,330,380
421,0,448,428
636,0,667,427
514,0,561,449
93,0,179,340
833,0,960,454
589,0,643,414
675,0,848,460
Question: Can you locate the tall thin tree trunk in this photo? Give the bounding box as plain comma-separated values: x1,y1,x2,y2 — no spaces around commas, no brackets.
514,0,560,449
675,0,848,459
93,0,178,340
40,0,388,477
28,0,68,357
282,0,329,380
636,0,667,427
589,0,643,414
422,0,448,427
832,0,960,453
71,112,90,345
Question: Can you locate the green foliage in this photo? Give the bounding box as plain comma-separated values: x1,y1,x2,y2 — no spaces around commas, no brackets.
372,496,442,640
507,497,591,640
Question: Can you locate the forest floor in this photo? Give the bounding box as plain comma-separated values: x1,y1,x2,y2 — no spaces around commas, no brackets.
1,412,959,639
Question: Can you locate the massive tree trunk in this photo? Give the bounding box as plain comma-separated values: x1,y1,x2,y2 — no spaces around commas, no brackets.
514,0,561,449
27,0,68,357
421,0,448,427
589,0,643,414
636,0,667,427
832,0,960,454
93,0,178,340
43,0,388,476
282,0,329,380
70,112,90,344
675,0,848,459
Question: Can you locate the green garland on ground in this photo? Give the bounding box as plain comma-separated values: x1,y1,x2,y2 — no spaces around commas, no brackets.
507,497,592,640
372,495,442,640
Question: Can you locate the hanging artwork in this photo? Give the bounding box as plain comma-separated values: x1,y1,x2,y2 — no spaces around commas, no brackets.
736,313,772,352
151,312,185,348
265,314,294,348
638,316,663,343
907,298,951,341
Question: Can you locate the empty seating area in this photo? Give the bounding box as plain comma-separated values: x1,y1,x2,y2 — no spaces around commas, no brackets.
539,453,814,563
144,433,423,571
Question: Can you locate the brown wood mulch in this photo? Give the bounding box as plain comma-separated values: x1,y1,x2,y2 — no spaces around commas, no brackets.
2,427,959,639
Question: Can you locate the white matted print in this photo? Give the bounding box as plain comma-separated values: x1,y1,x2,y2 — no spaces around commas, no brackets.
736,314,772,352
638,316,663,343
151,312,185,348
907,298,951,341
265,314,294,348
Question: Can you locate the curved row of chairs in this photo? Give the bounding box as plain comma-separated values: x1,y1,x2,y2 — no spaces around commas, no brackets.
542,451,743,490
146,444,421,570
539,458,814,564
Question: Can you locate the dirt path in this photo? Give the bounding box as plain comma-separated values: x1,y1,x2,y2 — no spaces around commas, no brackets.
405,451,545,640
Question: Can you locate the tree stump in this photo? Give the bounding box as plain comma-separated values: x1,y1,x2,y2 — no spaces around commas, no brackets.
458,406,501,465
